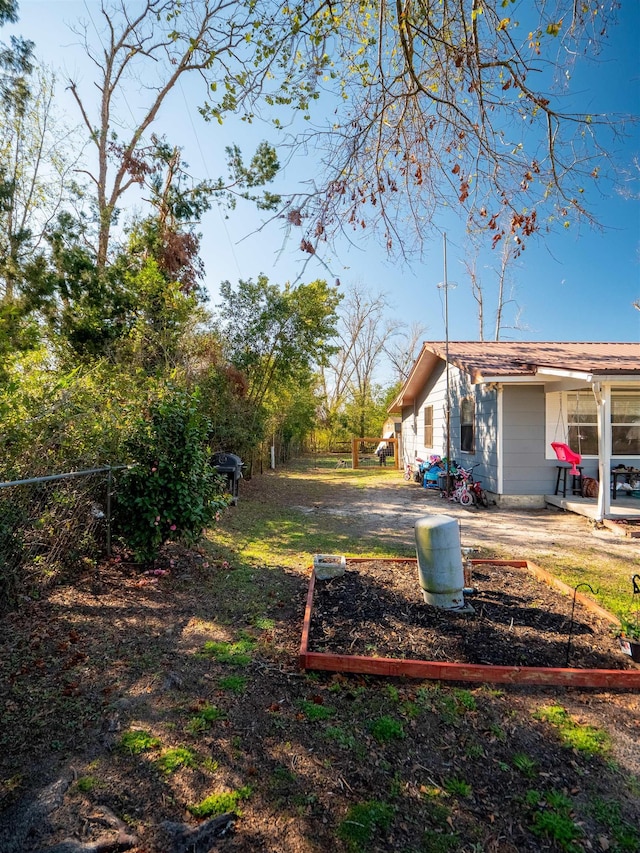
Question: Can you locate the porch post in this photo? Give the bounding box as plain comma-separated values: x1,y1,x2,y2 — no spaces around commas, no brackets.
593,382,611,521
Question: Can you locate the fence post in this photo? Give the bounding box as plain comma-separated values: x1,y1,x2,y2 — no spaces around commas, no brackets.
106,467,113,557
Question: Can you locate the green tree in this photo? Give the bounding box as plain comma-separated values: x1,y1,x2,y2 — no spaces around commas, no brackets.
0,0,35,357
318,284,403,442
21,212,134,362
0,65,78,307
217,275,340,411
66,0,327,267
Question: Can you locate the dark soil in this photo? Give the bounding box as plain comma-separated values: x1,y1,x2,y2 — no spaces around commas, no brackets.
308,560,634,671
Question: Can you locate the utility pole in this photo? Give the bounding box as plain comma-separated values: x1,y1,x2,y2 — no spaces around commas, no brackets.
438,233,454,494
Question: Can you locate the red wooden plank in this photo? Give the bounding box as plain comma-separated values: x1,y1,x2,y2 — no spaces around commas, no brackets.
298,568,316,669
299,557,638,689
524,560,621,626
300,651,640,688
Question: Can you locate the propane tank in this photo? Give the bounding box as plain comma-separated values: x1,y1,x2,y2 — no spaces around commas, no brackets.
415,515,472,611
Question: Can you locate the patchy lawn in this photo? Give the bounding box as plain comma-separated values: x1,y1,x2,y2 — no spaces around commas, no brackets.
1,456,639,853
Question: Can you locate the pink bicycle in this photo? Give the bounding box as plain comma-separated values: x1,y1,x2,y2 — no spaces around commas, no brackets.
445,464,489,507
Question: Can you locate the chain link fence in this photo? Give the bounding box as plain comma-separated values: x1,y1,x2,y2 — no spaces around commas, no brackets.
0,467,120,611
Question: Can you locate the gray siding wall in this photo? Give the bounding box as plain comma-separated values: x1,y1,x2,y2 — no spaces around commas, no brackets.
400,362,448,464
503,385,600,495
399,362,498,492
501,385,548,495
449,370,498,493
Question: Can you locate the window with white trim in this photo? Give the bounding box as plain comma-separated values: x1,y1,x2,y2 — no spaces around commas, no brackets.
460,397,475,453
567,391,597,456
611,391,640,456
424,405,433,448
551,389,640,458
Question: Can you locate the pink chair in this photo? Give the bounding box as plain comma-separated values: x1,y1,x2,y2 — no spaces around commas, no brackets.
551,442,583,496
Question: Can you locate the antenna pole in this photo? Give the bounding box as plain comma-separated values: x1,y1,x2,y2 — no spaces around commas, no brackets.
444,233,452,494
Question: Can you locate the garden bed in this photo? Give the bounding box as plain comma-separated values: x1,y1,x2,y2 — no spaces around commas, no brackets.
300,559,640,687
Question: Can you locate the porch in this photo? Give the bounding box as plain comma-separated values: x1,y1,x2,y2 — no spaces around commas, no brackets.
545,492,640,532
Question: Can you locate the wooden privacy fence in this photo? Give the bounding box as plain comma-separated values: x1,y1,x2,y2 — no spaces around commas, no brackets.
351,437,399,470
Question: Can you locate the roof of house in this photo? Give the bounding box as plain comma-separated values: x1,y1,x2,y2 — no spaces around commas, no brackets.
390,341,640,410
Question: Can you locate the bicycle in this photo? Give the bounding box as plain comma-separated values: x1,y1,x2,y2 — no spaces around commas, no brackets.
462,464,489,507
469,477,489,507
444,463,489,507
458,464,489,507
451,466,475,505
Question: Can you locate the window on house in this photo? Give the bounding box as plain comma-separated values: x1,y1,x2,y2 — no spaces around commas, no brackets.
460,397,474,453
424,405,433,448
567,391,598,456
611,391,640,456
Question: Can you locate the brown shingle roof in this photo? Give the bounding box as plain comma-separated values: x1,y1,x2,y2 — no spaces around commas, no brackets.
390,341,640,410
425,342,640,382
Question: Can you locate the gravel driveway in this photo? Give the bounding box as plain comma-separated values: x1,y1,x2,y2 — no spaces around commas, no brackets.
291,476,640,565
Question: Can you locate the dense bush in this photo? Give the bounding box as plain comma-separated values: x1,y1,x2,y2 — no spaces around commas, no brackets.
0,350,146,480
114,389,229,562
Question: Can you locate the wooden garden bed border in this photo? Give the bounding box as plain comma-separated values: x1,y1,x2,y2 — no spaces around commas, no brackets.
298,558,640,689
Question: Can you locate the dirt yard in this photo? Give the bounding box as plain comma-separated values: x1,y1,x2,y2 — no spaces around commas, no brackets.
1,460,639,853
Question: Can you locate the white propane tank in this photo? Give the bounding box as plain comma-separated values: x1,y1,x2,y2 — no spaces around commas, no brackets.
415,516,467,609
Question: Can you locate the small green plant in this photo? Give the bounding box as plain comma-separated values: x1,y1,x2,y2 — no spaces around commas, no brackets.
337,800,394,852
186,702,225,734
200,633,257,666
535,704,611,757
452,688,477,711
442,776,472,798
200,757,219,774
464,742,485,760
428,688,477,726
188,786,251,818
589,797,640,852
253,615,275,630
489,722,507,742
415,685,439,706
118,730,161,754
400,700,420,719
272,765,297,785
385,684,400,702
615,615,640,641
324,725,357,750
388,772,403,798
156,746,197,774
512,752,538,778
422,829,460,853
218,675,247,693
298,699,336,721
75,775,99,794
369,715,404,744
528,789,582,851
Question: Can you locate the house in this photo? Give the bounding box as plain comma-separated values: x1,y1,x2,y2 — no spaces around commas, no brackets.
388,342,640,519
381,415,402,441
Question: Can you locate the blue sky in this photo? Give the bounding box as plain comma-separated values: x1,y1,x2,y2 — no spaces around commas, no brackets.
7,0,640,345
